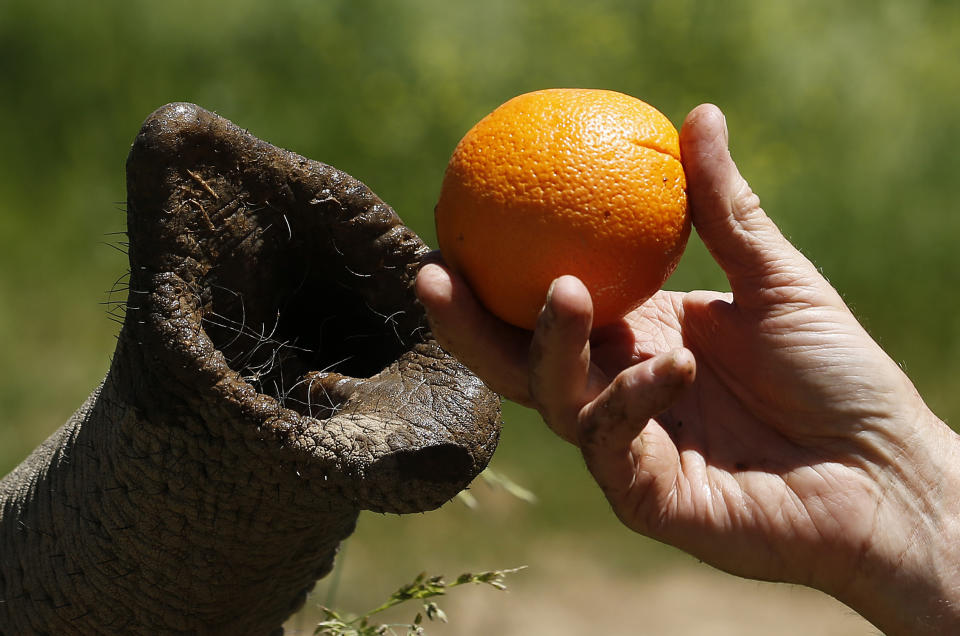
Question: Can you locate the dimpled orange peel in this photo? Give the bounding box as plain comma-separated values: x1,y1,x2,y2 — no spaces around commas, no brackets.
435,88,689,330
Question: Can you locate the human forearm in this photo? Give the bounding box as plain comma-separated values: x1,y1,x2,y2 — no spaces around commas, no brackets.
829,408,960,635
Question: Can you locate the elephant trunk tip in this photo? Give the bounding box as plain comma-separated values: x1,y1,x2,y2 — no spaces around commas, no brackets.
121,102,501,512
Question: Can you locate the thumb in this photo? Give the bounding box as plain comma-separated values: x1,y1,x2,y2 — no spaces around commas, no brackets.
680,105,825,309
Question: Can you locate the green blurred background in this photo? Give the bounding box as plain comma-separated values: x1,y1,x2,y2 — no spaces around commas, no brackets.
2,1,958,632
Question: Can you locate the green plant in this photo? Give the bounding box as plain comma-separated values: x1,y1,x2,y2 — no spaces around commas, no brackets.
456,466,538,509
314,567,525,636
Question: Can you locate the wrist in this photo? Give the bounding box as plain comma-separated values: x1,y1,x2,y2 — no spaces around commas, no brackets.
834,408,960,634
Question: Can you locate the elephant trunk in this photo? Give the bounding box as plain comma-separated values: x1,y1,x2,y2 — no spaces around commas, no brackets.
0,103,500,634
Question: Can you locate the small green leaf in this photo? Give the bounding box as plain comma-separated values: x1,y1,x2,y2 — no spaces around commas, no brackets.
456,489,479,509
479,468,538,504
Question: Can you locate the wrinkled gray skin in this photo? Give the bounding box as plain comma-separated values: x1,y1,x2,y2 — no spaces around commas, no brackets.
0,104,501,635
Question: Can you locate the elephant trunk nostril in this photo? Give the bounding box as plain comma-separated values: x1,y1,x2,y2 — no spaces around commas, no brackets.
358,442,481,513
200,264,411,414
125,102,433,415
393,444,474,484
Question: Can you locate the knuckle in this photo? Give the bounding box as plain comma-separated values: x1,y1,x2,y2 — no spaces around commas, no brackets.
731,180,762,219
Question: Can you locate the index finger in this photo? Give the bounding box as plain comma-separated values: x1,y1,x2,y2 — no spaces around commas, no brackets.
415,259,534,406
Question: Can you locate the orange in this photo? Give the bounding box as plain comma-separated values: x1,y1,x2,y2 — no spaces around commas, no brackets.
435,88,689,330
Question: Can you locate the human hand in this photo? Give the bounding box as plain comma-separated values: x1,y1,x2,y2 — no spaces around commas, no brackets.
416,104,960,634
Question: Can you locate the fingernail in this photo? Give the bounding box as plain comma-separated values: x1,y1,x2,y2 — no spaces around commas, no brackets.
546,278,559,302
653,349,695,384
651,350,677,376
540,279,559,318
417,249,444,269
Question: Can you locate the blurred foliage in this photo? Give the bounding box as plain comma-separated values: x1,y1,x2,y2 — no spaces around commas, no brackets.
2,0,959,625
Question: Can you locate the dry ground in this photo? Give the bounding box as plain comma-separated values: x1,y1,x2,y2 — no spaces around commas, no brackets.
286,550,878,635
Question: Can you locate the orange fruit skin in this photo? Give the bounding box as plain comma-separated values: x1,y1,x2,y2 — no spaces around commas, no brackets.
435,88,689,330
